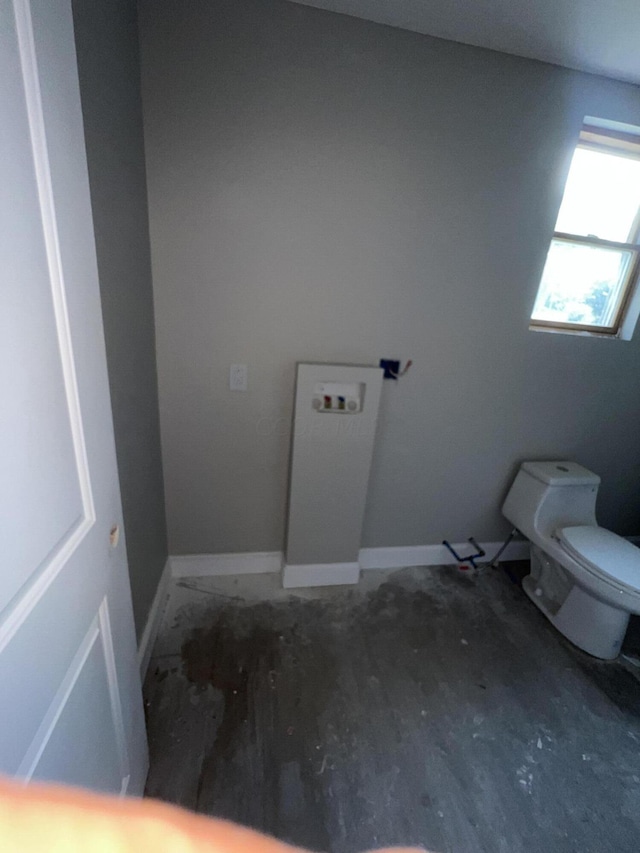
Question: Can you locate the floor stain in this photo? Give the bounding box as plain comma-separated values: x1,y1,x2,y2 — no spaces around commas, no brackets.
145,566,640,853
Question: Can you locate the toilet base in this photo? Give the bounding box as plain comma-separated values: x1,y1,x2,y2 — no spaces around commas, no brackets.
523,573,629,660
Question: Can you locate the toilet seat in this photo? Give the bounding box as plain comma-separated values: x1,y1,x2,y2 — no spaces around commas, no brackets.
557,526,640,591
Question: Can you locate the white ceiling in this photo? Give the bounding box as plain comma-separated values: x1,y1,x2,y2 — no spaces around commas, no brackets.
288,0,640,85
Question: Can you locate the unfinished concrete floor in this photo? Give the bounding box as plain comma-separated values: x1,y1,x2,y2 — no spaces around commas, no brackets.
144,566,640,853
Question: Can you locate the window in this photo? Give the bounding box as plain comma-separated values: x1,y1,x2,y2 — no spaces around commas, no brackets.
530,123,640,336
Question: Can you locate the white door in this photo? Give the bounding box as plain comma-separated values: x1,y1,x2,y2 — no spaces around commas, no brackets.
0,0,148,795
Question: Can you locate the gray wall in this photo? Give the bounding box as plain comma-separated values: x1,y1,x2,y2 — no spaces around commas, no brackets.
73,0,167,637
138,0,640,557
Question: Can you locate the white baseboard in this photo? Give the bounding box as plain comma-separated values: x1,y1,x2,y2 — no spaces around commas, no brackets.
170,551,283,578
168,539,530,585
359,539,530,570
282,561,360,588
137,558,171,681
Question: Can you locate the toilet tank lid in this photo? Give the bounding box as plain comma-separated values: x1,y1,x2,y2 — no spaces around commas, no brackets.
521,461,600,486
558,526,640,588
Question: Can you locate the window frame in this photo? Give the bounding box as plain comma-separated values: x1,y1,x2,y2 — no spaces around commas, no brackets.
530,125,640,337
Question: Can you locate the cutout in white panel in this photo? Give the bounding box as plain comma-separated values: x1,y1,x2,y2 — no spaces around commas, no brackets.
312,381,365,413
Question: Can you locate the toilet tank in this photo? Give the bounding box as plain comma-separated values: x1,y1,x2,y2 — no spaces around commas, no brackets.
502,461,600,540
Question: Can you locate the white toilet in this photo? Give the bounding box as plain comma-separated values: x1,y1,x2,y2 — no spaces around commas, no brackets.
502,460,640,659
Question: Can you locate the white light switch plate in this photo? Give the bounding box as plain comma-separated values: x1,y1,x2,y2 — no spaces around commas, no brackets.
230,364,248,391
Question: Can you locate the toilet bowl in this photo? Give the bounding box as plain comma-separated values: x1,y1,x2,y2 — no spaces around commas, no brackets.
502,461,640,659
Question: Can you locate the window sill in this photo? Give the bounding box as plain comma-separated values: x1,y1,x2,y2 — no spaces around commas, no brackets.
528,323,626,340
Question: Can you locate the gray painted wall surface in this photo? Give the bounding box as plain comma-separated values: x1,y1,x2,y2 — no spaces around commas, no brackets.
138,0,640,556
73,0,167,638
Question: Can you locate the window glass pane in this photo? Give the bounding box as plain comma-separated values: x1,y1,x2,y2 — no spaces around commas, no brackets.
554,147,640,242
531,240,635,328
